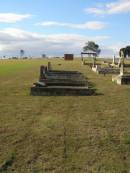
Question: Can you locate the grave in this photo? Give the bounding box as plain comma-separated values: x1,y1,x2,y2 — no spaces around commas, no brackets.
92,65,120,74
92,55,120,74
31,63,95,96
112,51,130,85
91,56,120,74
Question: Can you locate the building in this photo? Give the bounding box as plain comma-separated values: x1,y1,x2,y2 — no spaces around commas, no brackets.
64,54,74,61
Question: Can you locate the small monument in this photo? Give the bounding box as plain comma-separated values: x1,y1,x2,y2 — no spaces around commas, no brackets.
47,62,52,71
120,51,124,76
113,55,116,65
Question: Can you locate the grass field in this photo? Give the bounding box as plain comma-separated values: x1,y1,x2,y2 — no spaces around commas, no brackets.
0,59,130,173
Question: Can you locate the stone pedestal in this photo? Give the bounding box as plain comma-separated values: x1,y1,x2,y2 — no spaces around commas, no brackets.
92,65,99,73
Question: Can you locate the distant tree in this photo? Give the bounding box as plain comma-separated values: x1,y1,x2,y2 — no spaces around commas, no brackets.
20,49,25,58
119,46,130,58
126,46,130,57
42,54,46,58
12,57,18,59
83,41,101,56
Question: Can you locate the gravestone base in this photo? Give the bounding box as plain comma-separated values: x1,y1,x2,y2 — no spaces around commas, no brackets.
92,66,99,73
124,64,130,68
92,65,120,74
110,63,119,68
112,75,130,85
31,86,95,96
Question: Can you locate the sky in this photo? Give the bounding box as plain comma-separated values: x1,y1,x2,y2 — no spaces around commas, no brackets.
0,0,130,57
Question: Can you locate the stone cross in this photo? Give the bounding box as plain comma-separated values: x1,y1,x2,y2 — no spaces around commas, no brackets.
120,51,124,76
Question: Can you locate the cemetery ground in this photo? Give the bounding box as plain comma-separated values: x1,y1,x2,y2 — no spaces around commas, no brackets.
0,59,130,173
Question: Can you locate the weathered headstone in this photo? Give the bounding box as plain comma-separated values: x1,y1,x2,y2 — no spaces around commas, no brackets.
113,55,116,64
120,51,124,76
40,66,47,79
47,62,52,71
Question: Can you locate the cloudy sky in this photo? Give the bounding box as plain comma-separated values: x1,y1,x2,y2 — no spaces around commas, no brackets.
0,0,130,57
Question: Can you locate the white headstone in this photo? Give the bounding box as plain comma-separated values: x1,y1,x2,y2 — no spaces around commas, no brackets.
120,51,124,76
113,55,115,64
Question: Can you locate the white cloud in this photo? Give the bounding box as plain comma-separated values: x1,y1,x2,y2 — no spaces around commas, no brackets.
86,8,105,15
86,0,130,15
38,21,106,30
0,13,31,23
107,0,130,14
0,28,109,56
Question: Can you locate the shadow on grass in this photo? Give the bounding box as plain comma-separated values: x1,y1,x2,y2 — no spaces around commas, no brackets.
0,155,15,173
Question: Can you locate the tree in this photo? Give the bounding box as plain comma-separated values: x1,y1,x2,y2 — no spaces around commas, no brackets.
83,41,101,56
42,54,46,58
20,49,25,58
119,46,130,58
125,46,130,57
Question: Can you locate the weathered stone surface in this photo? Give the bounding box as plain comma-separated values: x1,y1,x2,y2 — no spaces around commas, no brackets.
31,86,95,96
92,65,120,74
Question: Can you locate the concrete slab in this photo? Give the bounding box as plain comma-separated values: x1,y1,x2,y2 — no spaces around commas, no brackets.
31,86,95,96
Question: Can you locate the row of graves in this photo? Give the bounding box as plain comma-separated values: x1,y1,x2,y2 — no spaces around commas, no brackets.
81,51,120,75
31,62,95,96
82,51,130,85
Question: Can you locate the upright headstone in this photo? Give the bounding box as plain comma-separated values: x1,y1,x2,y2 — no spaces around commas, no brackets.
48,62,52,71
113,55,116,64
40,66,47,80
120,51,124,76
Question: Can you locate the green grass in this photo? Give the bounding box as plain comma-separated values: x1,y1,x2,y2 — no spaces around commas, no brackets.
0,58,130,173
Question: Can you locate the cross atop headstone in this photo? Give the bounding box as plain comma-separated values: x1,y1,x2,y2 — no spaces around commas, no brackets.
120,51,125,76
